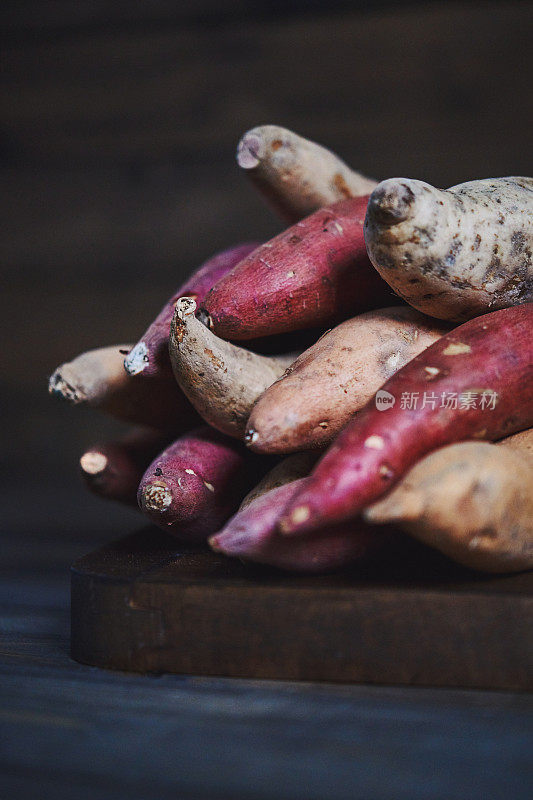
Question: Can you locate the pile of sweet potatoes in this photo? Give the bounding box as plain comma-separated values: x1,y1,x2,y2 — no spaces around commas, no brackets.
50,126,533,574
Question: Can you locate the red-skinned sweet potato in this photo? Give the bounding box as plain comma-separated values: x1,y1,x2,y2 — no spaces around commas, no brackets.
198,198,394,340
124,242,258,378
279,304,533,536
137,426,256,540
210,479,400,573
80,427,171,507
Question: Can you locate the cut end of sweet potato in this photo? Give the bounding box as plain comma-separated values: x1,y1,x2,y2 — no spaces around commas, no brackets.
142,481,173,512
80,451,108,476
236,130,265,169
123,342,149,376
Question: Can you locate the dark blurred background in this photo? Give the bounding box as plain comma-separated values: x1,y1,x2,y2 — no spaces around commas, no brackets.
3,0,533,542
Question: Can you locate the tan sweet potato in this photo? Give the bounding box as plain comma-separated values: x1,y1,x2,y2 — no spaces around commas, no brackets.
246,307,449,453
364,176,533,321
237,125,377,222
365,442,533,573
169,297,297,439
48,344,197,429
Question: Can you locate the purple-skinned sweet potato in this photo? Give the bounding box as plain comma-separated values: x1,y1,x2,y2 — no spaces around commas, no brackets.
80,427,171,507
137,426,257,540
124,242,258,378
279,304,533,536
198,198,393,340
209,478,400,573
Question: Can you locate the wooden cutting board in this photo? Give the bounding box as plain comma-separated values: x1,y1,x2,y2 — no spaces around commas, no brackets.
71,527,532,690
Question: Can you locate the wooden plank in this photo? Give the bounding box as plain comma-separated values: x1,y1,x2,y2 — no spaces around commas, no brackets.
1,660,532,800
71,528,533,690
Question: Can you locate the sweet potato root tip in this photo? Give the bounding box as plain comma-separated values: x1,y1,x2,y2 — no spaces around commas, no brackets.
278,304,533,536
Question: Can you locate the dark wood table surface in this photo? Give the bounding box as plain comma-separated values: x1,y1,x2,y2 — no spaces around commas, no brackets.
2,2,532,797
1,486,532,800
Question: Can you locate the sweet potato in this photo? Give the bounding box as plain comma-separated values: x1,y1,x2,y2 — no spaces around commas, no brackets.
236,125,377,223
80,427,170,507
210,479,399,573
497,426,533,457
364,176,533,322
246,307,449,453
365,442,533,573
137,426,254,540
279,304,533,536
49,344,197,429
198,198,393,340
124,242,258,378
169,297,297,438
239,452,319,510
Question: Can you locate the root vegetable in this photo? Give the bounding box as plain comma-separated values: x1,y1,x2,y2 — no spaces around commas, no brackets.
364,176,533,322
210,479,399,573
498,427,533,458
279,304,533,536
137,426,253,540
237,125,377,223
246,307,449,454
239,452,319,510
49,344,196,429
80,428,171,507
124,242,258,379
199,197,393,340
169,297,297,439
365,442,533,573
